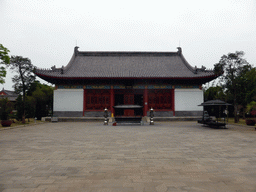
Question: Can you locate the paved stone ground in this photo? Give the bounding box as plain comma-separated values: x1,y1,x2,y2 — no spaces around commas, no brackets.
0,121,256,192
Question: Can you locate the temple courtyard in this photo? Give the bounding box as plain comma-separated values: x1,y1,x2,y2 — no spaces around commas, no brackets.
0,121,255,192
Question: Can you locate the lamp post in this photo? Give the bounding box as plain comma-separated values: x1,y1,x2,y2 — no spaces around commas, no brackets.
104,108,108,125
150,107,154,125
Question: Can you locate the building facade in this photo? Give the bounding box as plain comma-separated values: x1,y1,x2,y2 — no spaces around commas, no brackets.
35,47,218,117
0,88,18,102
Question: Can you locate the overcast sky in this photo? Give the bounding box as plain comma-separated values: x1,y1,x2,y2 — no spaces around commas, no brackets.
1,0,255,90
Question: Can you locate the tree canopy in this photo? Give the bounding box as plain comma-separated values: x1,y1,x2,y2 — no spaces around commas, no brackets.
0,44,10,84
28,81,53,119
9,56,36,94
9,56,36,123
15,81,53,121
243,68,256,103
209,51,256,122
204,86,225,101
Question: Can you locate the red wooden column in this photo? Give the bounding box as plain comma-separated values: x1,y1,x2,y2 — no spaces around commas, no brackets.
171,88,175,116
110,86,114,117
143,86,148,116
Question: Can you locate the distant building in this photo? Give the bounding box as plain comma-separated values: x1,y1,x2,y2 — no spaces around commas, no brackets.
0,88,18,102
35,47,219,117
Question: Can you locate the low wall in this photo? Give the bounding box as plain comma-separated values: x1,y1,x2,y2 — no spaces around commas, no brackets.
53,111,83,117
147,111,174,117
175,111,203,116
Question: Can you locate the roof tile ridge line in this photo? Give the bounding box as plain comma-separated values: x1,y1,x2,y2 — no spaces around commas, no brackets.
63,51,76,72
34,67,52,71
77,51,178,55
179,53,196,74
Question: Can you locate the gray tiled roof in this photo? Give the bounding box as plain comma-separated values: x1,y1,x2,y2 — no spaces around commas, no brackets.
35,47,216,79
0,89,18,101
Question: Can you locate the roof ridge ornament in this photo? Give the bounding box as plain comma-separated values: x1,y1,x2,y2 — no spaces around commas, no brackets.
177,47,182,55
61,66,64,74
51,65,56,72
74,46,79,56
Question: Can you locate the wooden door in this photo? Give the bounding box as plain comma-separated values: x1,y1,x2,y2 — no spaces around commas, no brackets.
124,93,134,116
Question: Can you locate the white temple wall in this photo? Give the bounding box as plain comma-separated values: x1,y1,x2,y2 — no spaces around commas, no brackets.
174,89,203,116
53,89,83,113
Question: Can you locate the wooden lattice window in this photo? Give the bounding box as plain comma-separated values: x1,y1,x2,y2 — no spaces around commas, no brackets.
86,89,110,110
148,89,172,110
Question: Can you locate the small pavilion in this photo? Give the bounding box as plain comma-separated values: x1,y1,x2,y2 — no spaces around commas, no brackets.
35,47,218,118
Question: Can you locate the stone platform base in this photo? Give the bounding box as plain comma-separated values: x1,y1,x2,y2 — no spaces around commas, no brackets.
42,116,201,122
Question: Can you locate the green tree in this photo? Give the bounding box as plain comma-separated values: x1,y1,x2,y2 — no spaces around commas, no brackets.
244,68,256,103
214,51,251,123
27,80,53,120
15,95,36,121
0,98,13,120
203,86,228,118
14,81,53,121
246,101,256,115
25,96,36,121
9,56,35,123
235,65,254,118
204,86,225,101
32,85,53,120
246,101,256,122
26,80,41,96
0,44,10,84
15,95,23,121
